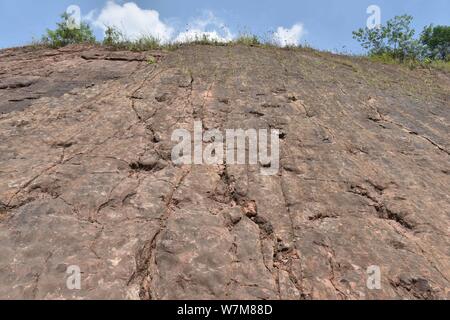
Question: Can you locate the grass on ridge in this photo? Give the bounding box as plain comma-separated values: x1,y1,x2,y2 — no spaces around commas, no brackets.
368,52,450,72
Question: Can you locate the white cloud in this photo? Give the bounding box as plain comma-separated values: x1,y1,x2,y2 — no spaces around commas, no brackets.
272,23,306,47
174,11,234,43
87,2,233,44
87,2,306,47
89,1,174,43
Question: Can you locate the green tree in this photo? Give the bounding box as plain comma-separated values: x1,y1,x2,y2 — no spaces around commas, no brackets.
43,13,96,48
353,15,423,61
421,25,450,60
352,24,388,55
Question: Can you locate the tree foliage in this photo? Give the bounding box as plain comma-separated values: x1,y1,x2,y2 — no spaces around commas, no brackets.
354,14,450,64
42,13,96,48
353,15,423,61
421,25,450,60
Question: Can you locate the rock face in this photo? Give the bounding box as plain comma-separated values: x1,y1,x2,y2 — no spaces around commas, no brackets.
0,44,449,300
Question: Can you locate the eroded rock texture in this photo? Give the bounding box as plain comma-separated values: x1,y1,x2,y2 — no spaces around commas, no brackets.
0,44,449,299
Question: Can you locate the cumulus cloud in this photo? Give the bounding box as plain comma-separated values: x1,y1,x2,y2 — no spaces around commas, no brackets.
88,1,174,43
272,23,306,47
87,2,306,46
174,11,234,43
87,2,233,44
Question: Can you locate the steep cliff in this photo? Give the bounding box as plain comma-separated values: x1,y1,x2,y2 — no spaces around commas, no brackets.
0,44,449,299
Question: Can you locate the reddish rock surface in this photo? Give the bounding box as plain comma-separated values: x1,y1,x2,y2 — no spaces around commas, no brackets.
0,44,449,299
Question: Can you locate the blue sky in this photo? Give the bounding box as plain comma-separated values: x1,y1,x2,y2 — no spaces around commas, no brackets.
0,0,449,52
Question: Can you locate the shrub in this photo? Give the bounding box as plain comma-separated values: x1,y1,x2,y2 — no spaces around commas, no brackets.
234,34,260,46
103,26,124,46
101,26,165,51
42,13,96,48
